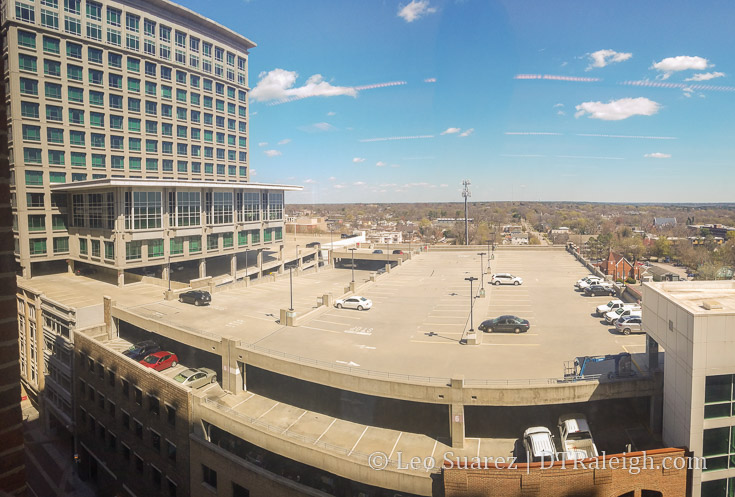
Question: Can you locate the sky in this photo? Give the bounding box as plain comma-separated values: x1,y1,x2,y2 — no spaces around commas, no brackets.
178,0,735,204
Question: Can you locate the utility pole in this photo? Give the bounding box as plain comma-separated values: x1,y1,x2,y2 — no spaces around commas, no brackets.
462,180,471,246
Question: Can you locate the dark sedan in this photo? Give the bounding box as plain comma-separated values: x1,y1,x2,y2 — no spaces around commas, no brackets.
178,290,211,306
479,315,530,334
122,340,161,361
584,284,616,297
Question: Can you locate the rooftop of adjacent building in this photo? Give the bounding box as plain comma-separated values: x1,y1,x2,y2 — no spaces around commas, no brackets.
645,280,735,316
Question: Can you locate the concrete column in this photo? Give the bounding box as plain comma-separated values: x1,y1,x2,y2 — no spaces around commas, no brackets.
450,376,465,448
199,259,207,278
385,263,391,273
162,265,170,283
21,264,31,279
230,255,237,279
256,249,263,279
117,270,124,287
278,244,284,261
297,256,303,270
103,296,118,339
278,262,284,274
221,337,243,395
67,259,75,274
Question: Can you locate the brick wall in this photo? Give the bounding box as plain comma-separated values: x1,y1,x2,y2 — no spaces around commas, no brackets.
0,27,27,496
444,448,688,497
74,331,192,497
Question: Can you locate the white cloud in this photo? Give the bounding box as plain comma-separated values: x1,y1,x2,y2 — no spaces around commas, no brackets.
352,157,366,163
333,184,346,189
300,122,336,133
441,127,461,135
359,135,434,142
264,149,282,157
258,142,268,147
250,169,257,176
397,0,437,22
440,184,449,187
586,49,632,70
644,152,672,159
328,176,337,181
553,103,564,108
424,78,436,83
651,56,709,79
327,111,336,116
277,138,291,145
375,161,386,167
250,68,357,102
459,128,474,137
304,178,317,184
353,181,366,186
574,97,660,121
685,71,725,82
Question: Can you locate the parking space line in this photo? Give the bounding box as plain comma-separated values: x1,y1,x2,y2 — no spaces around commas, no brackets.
283,410,308,434
422,322,464,326
349,426,370,456
321,313,361,320
388,432,403,459
314,319,360,326
256,402,280,420
314,419,337,445
480,343,540,346
232,393,255,409
298,325,341,334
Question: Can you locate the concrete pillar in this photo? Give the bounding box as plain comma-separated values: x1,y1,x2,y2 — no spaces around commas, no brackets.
650,370,664,436
117,270,124,287
199,259,207,278
221,337,243,395
230,254,237,279
103,296,118,339
256,249,263,279
297,256,303,270
278,262,284,274
278,244,284,261
162,265,170,283
450,376,465,448
67,259,75,274
385,263,391,273
21,264,31,279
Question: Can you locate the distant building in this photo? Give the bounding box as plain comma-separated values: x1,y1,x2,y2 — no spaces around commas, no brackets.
600,249,642,281
285,216,329,234
688,224,735,240
367,230,403,244
435,218,473,226
653,217,678,228
510,232,529,245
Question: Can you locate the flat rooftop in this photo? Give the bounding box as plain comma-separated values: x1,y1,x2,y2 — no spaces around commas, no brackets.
646,280,735,315
51,248,647,382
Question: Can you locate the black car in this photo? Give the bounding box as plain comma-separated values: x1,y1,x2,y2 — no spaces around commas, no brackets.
306,241,321,248
392,250,404,254
122,340,161,361
178,290,212,306
584,284,616,297
479,315,530,334
373,249,384,254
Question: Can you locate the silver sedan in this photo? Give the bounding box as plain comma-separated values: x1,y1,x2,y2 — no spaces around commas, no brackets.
173,367,218,388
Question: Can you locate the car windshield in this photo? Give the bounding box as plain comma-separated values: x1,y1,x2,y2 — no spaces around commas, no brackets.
173,373,188,383
143,355,159,364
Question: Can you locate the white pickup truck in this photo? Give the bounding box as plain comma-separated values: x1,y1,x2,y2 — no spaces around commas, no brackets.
558,414,599,460
604,305,641,324
596,299,627,317
575,276,603,289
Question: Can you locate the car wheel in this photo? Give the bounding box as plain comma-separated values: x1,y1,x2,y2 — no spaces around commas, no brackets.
514,281,520,286
171,361,177,367
486,327,493,333
194,300,201,306
514,327,521,334
210,376,217,384
336,303,343,309
178,297,183,302
623,328,631,335
357,305,364,311
494,281,501,286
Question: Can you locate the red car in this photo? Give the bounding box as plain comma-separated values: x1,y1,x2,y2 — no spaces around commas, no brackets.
140,351,178,371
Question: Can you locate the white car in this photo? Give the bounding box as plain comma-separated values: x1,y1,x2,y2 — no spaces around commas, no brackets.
578,277,605,290
490,273,523,286
575,276,600,288
604,306,641,324
523,426,557,462
596,299,626,317
334,296,373,311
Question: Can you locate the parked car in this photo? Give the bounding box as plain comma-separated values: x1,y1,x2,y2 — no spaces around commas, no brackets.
122,340,161,361
614,315,643,335
490,273,523,286
584,284,616,297
478,315,530,333
558,414,599,460
604,306,641,324
372,249,384,254
578,277,605,290
392,250,404,254
523,427,558,462
173,367,218,388
596,299,626,317
139,351,178,371
178,290,211,306
306,241,321,248
575,276,601,288
334,296,373,311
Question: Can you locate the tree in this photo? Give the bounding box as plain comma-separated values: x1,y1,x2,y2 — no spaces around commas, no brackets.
653,237,672,258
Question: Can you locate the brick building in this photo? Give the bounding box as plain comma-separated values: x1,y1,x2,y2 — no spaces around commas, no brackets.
601,249,642,281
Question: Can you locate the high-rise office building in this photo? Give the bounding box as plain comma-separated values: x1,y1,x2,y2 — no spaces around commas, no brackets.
5,0,297,282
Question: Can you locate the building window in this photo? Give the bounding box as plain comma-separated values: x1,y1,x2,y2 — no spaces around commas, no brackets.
41,8,59,29
148,239,164,258
233,484,250,497
706,375,735,419
202,465,217,489
125,241,141,260
703,426,735,472
53,237,69,254
207,234,218,251
166,404,176,426
170,237,184,255
188,236,201,254
213,192,233,224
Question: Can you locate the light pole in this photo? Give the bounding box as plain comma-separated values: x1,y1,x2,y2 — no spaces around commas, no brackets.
289,266,294,311
349,247,357,283
245,249,248,281
462,180,471,246
167,254,171,292
465,276,478,332
477,252,486,289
